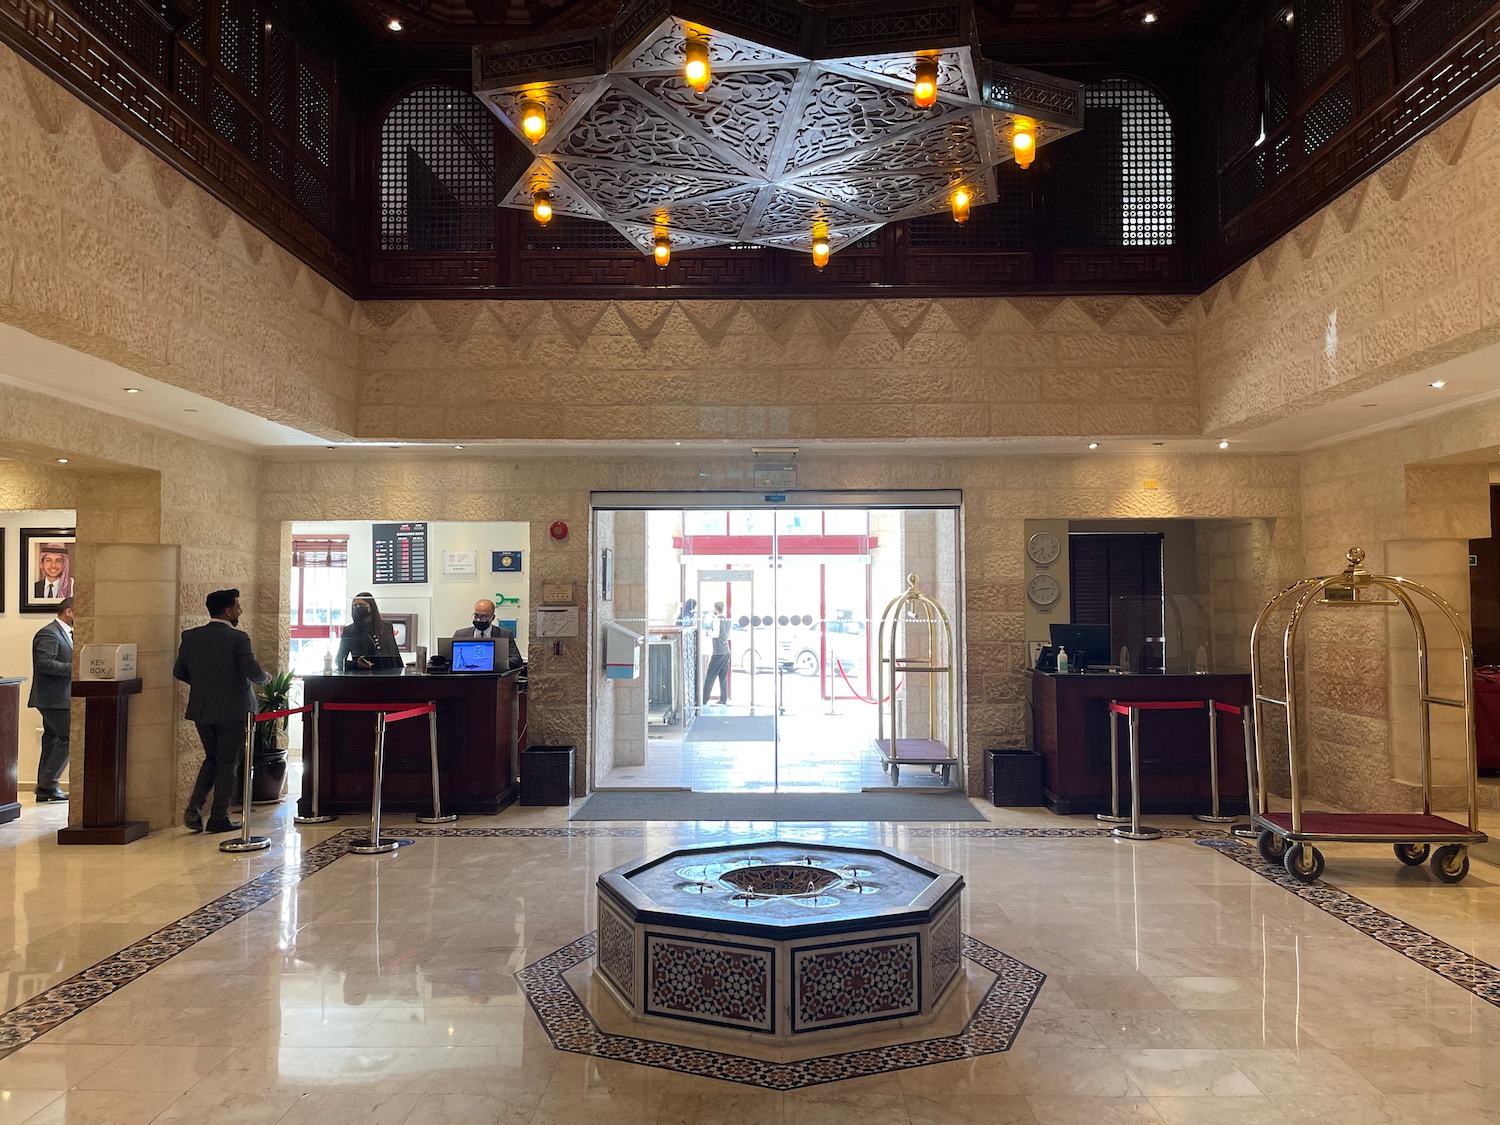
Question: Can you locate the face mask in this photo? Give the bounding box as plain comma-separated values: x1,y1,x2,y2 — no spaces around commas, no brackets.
473,618,490,631
354,607,370,621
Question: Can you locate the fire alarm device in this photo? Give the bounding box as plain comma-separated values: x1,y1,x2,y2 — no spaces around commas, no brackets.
549,521,569,540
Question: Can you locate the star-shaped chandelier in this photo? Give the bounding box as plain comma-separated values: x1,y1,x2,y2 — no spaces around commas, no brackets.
475,1,1083,266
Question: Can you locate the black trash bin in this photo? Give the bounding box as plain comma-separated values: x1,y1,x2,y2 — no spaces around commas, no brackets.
984,748,1043,807
520,745,575,806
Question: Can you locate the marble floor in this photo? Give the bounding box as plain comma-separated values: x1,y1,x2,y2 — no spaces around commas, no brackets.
1,793,1499,1124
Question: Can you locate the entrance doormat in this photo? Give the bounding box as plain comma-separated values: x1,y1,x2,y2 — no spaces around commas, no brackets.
570,790,988,822
684,715,777,742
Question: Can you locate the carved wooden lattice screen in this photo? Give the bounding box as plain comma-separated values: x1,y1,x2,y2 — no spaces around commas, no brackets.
380,87,497,253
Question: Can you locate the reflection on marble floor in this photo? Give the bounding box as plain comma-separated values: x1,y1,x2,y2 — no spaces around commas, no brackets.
0,795,1498,1124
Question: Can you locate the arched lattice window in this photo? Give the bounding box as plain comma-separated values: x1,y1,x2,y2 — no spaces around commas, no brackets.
1054,78,1174,247
380,86,496,252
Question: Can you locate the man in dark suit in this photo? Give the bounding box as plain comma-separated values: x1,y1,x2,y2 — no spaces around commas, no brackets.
452,598,524,670
29,596,74,802
173,588,269,833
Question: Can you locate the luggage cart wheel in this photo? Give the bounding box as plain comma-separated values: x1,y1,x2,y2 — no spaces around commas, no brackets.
1430,844,1470,884
1393,842,1430,866
1283,843,1323,883
1257,829,1288,865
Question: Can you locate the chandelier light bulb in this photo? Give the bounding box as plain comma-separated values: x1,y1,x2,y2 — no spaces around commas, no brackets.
386,17,403,31
1012,118,1037,168
913,56,938,108
950,186,972,223
811,222,831,269
684,36,711,92
519,99,547,143
653,232,671,266
532,190,552,224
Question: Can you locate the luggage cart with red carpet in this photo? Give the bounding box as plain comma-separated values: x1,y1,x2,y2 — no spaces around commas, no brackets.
1249,547,1487,884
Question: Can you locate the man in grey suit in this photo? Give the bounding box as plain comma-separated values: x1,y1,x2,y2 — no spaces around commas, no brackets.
173,588,269,833
452,598,524,670
29,596,74,802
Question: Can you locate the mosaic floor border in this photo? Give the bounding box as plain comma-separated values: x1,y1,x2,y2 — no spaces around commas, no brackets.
517,930,1044,1090
0,823,1494,1062
1199,837,1500,1008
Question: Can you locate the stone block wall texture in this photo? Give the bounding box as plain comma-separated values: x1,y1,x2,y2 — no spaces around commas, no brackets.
1199,83,1500,435
0,44,359,438
355,295,1200,444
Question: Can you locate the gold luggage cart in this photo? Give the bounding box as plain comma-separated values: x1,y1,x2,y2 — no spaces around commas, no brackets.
875,574,958,786
1249,547,1487,883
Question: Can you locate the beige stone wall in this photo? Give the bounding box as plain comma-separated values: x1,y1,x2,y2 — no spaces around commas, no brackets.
0,44,359,438
1200,85,1500,434
357,297,1199,443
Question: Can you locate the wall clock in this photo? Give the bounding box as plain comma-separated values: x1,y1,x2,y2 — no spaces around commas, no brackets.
1027,573,1061,607
1027,531,1061,566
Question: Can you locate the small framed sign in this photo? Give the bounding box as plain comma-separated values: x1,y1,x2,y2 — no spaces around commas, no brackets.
442,550,478,575
600,547,613,602
492,550,523,573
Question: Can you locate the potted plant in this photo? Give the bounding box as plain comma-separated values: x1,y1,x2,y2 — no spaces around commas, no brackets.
252,670,295,804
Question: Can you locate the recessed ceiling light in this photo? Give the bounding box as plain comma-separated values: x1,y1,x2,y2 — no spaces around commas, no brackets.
183,407,199,413
675,441,683,446
123,387,141,394
386,17,403,31
1142,10,1158,23
1218,440,1230,449
1151,441,1165,447
1361,402,1378,407
1087,442,1099,450
56,458,69,464
453,445,465,449
1284,9,1294,23
1429,380,1447,388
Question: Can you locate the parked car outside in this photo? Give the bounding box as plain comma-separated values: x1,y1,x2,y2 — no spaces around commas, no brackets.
778,617,867,678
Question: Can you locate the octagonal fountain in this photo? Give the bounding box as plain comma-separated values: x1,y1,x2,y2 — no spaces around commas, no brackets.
595,840,964,1042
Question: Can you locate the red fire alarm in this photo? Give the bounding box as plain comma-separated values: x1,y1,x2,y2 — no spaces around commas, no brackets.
549,520,569,541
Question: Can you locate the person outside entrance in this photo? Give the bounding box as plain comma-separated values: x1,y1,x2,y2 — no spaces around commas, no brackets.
702,601,731,705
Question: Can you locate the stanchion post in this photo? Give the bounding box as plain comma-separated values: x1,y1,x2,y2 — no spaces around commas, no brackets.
295,701,337,825
1097,700,1129,824
416,702,456,824
221,717,271,853
1112,705,1162,841
1197,698,1236,824
1231,703,1259,839
350,712,403,855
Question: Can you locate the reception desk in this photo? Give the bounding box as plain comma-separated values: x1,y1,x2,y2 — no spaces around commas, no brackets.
1029,670,1252,815
300,670,521,816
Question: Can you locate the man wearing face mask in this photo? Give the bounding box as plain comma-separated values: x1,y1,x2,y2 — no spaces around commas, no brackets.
452,599,524,670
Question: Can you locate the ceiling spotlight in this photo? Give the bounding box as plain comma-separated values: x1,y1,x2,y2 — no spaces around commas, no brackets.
913,56,938,108
1218,440,1230,449
653,231,671,267
532,190,553,224
1012,118,1037,169
811,221,831,270
56,458,69,464
386,17,403,31
1142,10,1158,23
519,99,547,143
123,387,141,393
1088,442,1099,450
454,445,465,450
684,34,711,92
1430,380,1447,388
1284,8,1294,24
950,186,972,224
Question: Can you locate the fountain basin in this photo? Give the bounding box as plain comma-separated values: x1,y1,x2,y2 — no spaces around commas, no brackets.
595,840,963,1042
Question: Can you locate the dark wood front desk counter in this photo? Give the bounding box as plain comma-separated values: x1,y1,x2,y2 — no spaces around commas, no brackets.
300,670,521,816
1029,670,1252,815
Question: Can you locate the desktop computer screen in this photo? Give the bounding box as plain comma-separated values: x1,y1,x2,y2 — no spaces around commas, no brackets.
1048,623,1111,670
451,639,497,673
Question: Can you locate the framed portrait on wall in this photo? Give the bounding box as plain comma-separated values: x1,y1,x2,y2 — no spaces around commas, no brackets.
20,527,76,613
386,613,418,653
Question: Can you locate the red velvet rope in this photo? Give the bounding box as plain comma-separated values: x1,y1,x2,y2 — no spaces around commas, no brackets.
834,659,902,704
1108,700,1210,715
1214,701,1243,715
382,704,436,724
253,705,313,722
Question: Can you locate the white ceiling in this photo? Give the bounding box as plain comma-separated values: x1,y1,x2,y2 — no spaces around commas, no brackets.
3,320,1499,463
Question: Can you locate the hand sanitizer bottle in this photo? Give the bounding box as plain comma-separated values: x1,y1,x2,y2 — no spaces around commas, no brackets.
1056,646,1070,674
323,648,335,675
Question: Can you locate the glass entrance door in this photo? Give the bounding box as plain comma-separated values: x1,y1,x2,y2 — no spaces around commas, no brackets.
591,494,960,793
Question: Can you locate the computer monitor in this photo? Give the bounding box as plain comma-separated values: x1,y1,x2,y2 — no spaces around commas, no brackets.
1049,623,1111,670
451,638,497,673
